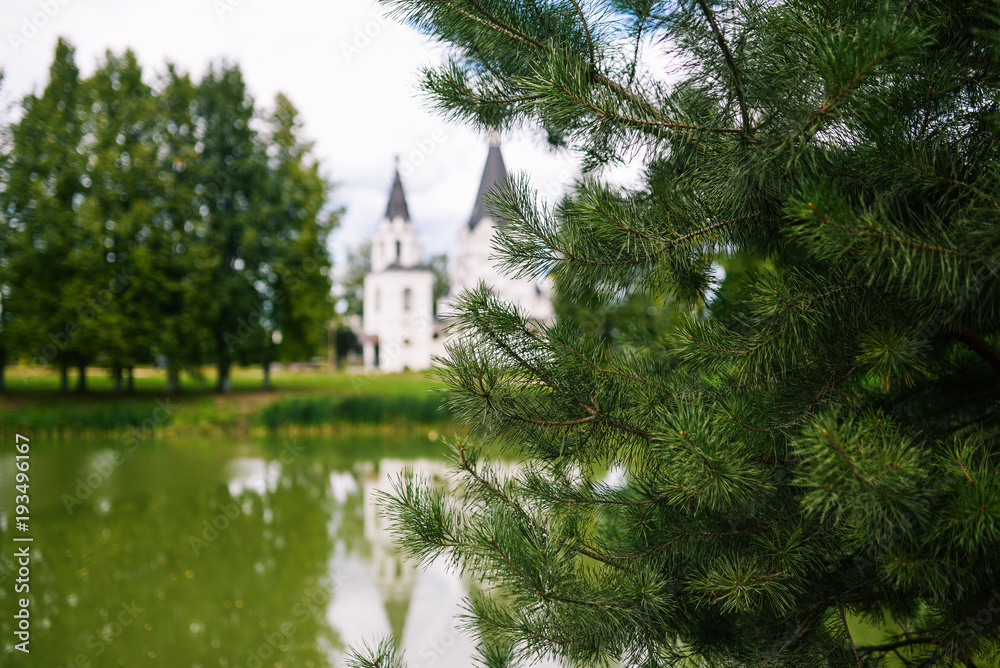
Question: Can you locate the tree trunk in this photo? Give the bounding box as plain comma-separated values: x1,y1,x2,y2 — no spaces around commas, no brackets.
216,360,231,394
166,366,181,395
126,366,135,393
76,361,86,393
112,366,123,394
262,343,272,391
60,361,69,394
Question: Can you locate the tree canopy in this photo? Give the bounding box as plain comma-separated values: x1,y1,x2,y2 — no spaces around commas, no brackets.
0,39,337,392
349,1,1000,666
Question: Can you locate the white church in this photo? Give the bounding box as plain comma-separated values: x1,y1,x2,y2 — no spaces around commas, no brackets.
361,136,553,372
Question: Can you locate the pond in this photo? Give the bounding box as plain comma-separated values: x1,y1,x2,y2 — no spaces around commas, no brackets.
0,432,491,667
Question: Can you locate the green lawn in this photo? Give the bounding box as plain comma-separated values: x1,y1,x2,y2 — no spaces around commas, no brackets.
4,363,439,395
0,364,453,436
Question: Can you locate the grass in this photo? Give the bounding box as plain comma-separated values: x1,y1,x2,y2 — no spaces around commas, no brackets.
0,364,456,437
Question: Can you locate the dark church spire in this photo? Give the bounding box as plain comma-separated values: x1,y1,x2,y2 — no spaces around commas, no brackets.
385,157,410,221
468,134,508,230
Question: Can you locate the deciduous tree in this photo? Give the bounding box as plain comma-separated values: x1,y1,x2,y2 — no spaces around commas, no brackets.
2,39,89,393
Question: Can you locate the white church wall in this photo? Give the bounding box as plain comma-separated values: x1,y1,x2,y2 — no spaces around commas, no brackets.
372,217,422,272
362,269,436,373
447,217,554,324
360,141,554,373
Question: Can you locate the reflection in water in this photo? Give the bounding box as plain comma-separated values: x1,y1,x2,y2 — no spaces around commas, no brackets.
0,436,543,667
326,458,477,667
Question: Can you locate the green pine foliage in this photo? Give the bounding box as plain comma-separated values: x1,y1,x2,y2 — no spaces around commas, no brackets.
354,1,1000,666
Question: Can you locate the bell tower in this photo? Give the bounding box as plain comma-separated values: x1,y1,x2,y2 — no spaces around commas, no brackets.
371,159,422,272
361,159,438,372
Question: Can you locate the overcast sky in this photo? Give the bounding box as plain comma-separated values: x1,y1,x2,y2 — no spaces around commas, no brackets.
0,0,605,272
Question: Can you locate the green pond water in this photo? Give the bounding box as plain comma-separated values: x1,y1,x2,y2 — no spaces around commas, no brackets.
0,432,481,668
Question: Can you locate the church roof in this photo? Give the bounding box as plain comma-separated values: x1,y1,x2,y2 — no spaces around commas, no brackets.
468,135,508,230
385,167,410,221
383,262,431,272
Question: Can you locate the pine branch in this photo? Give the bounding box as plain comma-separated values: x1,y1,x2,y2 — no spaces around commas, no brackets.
362,1,1000,664
567,0,596,70
775,41,894,149
550,215,742,268
695,0,752,135
458,446,543,533
876,146,1000,212
460,0,548,51
549,332,674,397
946,325,1000,374
858,636,936,655
837,602,863,667
461,298,659,442
917,648,948,668
806,203,987,260
760,614,820,667
552,81,744,136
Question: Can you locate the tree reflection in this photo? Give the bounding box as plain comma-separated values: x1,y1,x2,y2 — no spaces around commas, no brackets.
1,439,338,667
0,435,486,668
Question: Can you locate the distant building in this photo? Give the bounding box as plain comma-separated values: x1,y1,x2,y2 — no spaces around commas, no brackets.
446,133,554,325
361,136,552,372
361,167,438,373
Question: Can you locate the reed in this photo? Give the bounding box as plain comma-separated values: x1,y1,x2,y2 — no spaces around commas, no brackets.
256,393,451,430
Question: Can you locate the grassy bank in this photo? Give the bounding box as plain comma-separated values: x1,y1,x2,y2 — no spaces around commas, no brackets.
0,365,456,437
257,393,449,430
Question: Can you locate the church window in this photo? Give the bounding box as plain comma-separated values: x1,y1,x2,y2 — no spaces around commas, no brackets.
403,287,412,311
395,240,401,261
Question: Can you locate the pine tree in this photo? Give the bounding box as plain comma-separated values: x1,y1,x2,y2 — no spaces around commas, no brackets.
349,1,1000,667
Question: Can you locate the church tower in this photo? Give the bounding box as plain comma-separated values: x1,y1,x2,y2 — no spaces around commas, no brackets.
448,134,553,323
371,164,423,271
361,164,437,372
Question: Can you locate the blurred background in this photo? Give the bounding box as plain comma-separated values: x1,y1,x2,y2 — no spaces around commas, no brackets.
0,1,592,666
